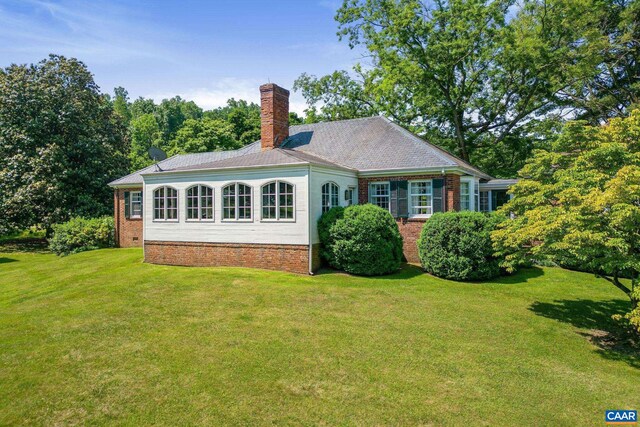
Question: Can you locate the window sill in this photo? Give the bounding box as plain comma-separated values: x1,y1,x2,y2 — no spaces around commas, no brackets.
221,219,254,223
152,219,179,223
260,219,296,223
185,219,216,223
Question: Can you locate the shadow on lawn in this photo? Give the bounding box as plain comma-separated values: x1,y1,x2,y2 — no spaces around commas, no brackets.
530,299,640,368
0,238,49,253
313,263,424,280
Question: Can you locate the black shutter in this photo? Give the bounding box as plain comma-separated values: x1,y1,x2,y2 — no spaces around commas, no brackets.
390,181,398,217
432,179,445,213
397,180,409,218
124,191,130,219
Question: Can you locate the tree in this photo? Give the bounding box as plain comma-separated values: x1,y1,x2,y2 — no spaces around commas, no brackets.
0,55,129,234
155,96,202,143
130,97,157,120
293,70,377,121
129,113,163,171
296,0,616,176
169,118,239,155
112,86,131,125
492,111,640,321
205,98,261,145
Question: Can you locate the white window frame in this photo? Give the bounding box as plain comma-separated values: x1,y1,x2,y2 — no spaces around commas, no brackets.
186,184,214,222
368,182,390,212
261,180,295,222
409,180,433,218
346,186,357,206
460,180,471,211
222,182,253,222
321,182,340,214
153,186,178,222
130,191,142,219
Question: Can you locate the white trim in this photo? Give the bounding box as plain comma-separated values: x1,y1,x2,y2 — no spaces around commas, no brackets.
185,184,215,222
152,186,179,222
260,180,296,222
368,181,391,212
321,181,340,213
408,179,433,218
221,182,254,222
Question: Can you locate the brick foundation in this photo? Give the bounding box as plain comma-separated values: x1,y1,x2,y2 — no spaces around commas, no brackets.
358,174,461,264
144,241,312,274
311,243,322,272
114,188,143,248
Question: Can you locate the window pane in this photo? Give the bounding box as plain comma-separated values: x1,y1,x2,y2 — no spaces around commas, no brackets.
369,183,390,211
460,182,470,211
409,181,432,216
262,182,276,219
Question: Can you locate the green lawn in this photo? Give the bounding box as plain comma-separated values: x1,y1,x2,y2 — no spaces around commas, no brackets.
0,248,638,426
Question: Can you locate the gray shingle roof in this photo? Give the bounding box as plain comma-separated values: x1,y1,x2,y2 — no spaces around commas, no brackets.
110,116,493,186
283,116,491,179
108,141,261,186
166,148,354,172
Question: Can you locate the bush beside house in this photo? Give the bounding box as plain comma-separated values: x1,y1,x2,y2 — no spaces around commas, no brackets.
49,216,116,256
418,211,503,281
318,204,403,276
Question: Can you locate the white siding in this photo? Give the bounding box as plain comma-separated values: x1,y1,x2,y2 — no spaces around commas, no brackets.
309,166,359,244
143,166,310,245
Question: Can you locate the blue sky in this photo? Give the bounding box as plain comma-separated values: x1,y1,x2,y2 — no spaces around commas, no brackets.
0,0,364,113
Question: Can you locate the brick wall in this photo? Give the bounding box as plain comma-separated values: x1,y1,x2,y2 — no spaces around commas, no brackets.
114,188,143,248
144,241,311,274
358,174,461,264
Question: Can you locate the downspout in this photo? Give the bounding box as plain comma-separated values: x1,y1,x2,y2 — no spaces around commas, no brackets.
115,189,120,247
308,165,314,275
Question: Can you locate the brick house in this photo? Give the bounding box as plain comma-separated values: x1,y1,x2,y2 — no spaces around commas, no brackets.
109,83,516,274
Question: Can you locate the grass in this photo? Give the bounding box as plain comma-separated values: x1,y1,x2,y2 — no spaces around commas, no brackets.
0,248,638,426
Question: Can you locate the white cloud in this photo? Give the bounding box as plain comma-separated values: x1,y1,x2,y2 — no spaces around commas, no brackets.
147,78,309,115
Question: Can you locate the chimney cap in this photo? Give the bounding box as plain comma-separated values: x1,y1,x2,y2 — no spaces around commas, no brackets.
260,83,290,96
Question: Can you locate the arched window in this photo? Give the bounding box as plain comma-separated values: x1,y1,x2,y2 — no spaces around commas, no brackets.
153,186,178,220
186,185,214,221
262,181,295,221
321,182,339,213
222,183,252,220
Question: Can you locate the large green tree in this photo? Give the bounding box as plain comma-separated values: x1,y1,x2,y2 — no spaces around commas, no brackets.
168,118,239,155
492,111,640,331
295,0,630,176
0,55,129,234
129,113,163,171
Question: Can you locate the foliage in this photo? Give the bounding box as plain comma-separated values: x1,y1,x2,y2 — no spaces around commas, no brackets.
293,71,377,122
492,111,640,320
205,98,261,145
317,206,346,263
319,204,403,275
48,216,115,256
417,211,503,280
168,118,240,155
0,55,129,234
294,0,638,176
129,113,164,171
112,86,132,125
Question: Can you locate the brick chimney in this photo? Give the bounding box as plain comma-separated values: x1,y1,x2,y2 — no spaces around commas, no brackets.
260,83,289,150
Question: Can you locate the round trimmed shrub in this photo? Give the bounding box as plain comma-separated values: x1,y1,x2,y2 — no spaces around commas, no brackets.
318,204,403,276
417,211,503,281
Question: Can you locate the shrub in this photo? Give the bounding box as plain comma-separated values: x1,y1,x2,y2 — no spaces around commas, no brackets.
49,216,115,256
318,204,403,276
417,211,503,281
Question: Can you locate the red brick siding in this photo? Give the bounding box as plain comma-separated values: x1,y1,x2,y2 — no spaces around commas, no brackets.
311,243,322,272
260,84,289,150
358,174,461,264
144,241,311,274
114,188,143,248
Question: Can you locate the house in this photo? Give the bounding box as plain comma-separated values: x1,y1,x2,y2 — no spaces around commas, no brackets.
109,83,517,274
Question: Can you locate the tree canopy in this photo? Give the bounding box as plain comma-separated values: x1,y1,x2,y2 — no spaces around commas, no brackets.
492,111,640,313
294,0,640,177
0,55,129,234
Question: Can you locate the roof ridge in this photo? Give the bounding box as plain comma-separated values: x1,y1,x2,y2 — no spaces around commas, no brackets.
381,117,492,179
288,115,379,131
